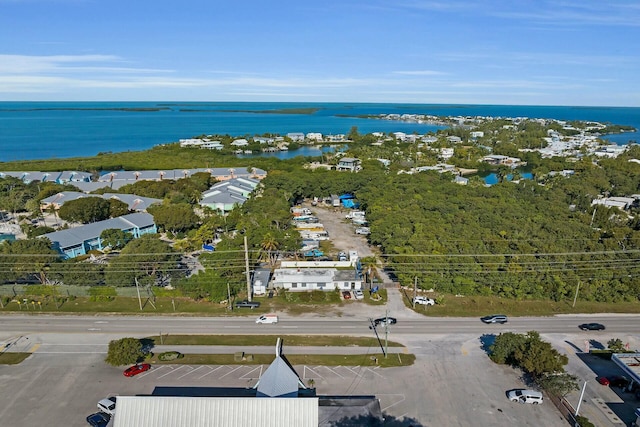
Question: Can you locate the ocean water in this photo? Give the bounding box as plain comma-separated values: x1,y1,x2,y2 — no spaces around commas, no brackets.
0,102,638,162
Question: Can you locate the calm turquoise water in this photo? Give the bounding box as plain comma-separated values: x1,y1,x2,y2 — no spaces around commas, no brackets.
0,102,638,161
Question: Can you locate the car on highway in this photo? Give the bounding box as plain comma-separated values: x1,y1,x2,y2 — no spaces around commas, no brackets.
413,296,435,306
97,397,117,415
579,323,605,331
123,363,151,377
86,412,111,427
235,300,261,309
354,289,364,300
373,317,397,327
480,314,508,324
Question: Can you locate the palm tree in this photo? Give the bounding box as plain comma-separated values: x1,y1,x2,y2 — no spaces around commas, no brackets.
360,256,379,290
260,232,279,267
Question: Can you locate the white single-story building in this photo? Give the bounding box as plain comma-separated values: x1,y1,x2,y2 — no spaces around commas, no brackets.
271,268,362,291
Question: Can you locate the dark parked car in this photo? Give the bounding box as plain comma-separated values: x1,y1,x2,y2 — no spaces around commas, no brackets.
123,363,151,377
86,412,111,427
609,375,630,388
373,317,397,327
235,300,261,309
481,314,508,324
579,323,605,331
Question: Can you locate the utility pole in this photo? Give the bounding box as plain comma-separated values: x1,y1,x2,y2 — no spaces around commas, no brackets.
227,282,232,311
384,309,389,358
572,281,580,308
413,276,417,308
134,277,143,311
244,235,252,301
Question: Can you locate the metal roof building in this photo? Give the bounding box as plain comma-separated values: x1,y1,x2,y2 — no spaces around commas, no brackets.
109,339,383,427
113,396,318,427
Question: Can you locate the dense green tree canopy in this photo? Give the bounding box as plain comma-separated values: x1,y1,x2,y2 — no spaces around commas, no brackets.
105,337,145,366
105,235,181,287
0,238,60,284
58,197,111,224
147,203,200,236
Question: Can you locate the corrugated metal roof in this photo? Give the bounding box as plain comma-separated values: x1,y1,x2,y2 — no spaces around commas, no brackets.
113,396,318,427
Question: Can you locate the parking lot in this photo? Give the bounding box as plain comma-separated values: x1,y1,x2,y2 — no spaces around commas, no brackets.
0,332,569,427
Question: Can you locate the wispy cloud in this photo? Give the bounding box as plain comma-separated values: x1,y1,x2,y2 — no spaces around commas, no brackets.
392,70,447,76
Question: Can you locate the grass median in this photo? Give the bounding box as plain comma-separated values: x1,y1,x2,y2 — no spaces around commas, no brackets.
0,353,31,365
149,352,415,368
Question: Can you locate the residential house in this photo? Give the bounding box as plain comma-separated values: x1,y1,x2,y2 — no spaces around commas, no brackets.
199,177,260,214
481,155,523,167
230,139,249,147
306,132,323,141
286,132,305,142
591,196,637,210
453,176,469,185
336,157,361,172
41,212,157,259
40,192,161,212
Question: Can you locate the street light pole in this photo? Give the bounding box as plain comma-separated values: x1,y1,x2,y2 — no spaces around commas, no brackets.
575,380,587,417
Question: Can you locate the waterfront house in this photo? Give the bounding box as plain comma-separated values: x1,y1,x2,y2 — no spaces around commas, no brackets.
306,132,323,141
231,139,249,147
336,157,361,172
41,212,157,259
286,132,305,142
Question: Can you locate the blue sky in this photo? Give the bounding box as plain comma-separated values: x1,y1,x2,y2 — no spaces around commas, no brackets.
1,0,639,106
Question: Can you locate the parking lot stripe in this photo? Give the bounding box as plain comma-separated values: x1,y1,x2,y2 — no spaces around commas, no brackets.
219,366,243,379
177,366,200,379
378,394,406,412
197,366,225,380
321,366,345,379
240,366,263,380
157,366,186,379
303,366,324,379
363,367,384,378
341,366,364,378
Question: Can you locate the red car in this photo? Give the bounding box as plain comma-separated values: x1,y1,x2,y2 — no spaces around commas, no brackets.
123,363,151,377
596,376,610,386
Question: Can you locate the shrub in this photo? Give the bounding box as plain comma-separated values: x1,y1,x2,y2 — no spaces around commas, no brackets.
158,351,183,361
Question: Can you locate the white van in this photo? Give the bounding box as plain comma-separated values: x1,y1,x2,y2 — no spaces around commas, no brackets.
508,389,543,404
256,314,278,324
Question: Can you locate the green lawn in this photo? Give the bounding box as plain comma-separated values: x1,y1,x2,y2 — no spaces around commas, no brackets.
407,294,640,317
1,291,637,317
